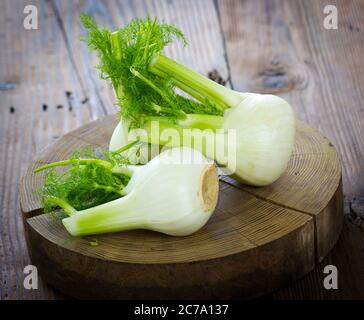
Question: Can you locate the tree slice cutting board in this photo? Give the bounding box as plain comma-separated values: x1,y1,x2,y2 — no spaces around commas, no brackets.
20,115,343,299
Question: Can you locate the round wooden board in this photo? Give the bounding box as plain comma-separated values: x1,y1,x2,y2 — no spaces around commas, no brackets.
20,115,343,299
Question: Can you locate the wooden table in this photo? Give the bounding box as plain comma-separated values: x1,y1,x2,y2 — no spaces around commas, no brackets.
1,0,363,300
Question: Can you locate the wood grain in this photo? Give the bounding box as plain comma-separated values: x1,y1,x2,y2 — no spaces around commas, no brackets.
272,217,364,299
221,121,343,261
218,0,364,198
19,115,341,299
0,0,99,299
217,0,364,298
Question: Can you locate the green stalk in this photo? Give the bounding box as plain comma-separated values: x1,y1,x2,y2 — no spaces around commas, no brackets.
62,194,144,236
142,118,184,147
47,196,77,216
93,182,127,196
111,31,122,60
111,31,122,92
34,159,113,173
111,30,126,101
179,114,223,130
149,54,243,109
140,116,222,158
141,114,224,150
111,139,139,156
111,166,136,176
151,103,187,119
143,114,223,131
150,67,208,105
130,67,175,107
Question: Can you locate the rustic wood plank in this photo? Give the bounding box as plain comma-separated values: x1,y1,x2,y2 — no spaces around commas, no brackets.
0,0,106,299
216,0,364,299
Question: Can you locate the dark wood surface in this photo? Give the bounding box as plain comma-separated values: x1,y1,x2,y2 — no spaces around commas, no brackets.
1,0,363,299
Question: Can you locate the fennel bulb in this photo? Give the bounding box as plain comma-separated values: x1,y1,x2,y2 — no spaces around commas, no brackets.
82,15,295,187
219,93,295,186
36,147,219,237
110,93,295,186
148,55,296,186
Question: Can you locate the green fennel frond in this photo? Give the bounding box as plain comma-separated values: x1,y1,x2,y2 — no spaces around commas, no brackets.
38,148,131,216
81,14,222,127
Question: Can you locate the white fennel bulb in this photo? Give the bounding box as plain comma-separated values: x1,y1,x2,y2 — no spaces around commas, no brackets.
109,93,295,186
62,147,219,237
217,93,295,186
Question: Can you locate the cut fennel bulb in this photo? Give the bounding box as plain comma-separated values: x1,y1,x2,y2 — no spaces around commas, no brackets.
60,147,219,237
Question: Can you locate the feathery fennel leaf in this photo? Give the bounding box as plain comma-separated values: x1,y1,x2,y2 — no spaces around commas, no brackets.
39,148,131,216
81,14,222,127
